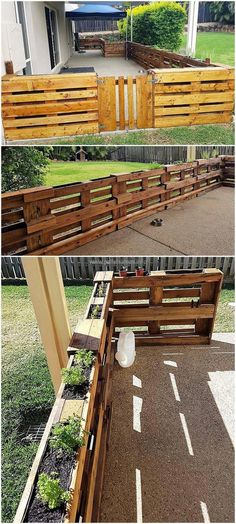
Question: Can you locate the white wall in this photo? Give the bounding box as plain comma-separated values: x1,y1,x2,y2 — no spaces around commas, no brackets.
1,1,73,75
1,2,18,74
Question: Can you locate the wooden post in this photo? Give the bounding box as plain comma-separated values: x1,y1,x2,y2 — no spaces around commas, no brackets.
22,257,72,393
5,61,14,74
187,145,196,162
148,270,166,334
22,187,56,252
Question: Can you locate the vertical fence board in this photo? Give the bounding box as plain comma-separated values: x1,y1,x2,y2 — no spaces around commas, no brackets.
136,74,153,129
118,77,125,130
98,77,116,131
127,76,135,129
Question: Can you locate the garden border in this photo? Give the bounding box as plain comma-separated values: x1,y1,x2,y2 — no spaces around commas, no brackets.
1,156,235,256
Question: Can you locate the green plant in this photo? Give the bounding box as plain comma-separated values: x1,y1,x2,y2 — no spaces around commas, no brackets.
209,1,235,24
61,366,86,386
49,416,85,453
97,283,106,297
74,350,94,368
90,305,100,319
118,2,187,51
200,149,219,160
2,147,49,192
37,472,71,510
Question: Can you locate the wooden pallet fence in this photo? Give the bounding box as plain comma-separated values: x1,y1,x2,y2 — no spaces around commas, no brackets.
127,42,212,69
2,72,99,140
2,42,235,140
111,269,223,346
218,155,235,187
2,156,234,256
152,66,235,128
14,272,114,524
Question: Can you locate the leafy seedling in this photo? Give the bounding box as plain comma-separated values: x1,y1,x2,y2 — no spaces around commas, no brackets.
91,305,100,319
61,366,86,386
37,472,71,510
74,350,94,369
49,415,85,454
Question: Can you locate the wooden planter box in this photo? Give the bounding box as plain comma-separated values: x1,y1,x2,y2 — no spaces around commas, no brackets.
101,39,126,57
14,272,114,523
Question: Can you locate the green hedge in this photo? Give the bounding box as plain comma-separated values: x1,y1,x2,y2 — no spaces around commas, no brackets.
118,2,187,51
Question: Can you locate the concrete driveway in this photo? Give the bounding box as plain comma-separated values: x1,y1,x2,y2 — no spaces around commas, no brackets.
100,333,235,523
67,187,234,256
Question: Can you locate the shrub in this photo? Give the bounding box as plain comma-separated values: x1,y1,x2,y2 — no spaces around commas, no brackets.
209,1,235,25
118,2,187,51
61,366,86,386
2,147,49,192
49,416,85,453
74,350,94,368
37,473,71,509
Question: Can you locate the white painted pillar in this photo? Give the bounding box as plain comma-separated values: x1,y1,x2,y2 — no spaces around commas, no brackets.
186,0,199,56
130,4,133,42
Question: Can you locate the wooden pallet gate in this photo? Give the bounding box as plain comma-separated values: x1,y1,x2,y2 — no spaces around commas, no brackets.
2,156,234,256
2,43,234,140
14,268,223,523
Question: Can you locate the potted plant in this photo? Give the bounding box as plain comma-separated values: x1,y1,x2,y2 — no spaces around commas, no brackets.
135,266,145,276
119,266,128,277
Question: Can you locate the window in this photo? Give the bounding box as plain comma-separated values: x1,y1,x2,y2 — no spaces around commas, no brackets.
15,1,32,74
45,6,60,70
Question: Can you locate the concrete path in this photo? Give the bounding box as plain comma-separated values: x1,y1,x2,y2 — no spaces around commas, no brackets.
67,187,234,256
66,50,144,76
100,334,235,522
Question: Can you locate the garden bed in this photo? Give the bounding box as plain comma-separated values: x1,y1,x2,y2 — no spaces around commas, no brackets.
14,272,114,523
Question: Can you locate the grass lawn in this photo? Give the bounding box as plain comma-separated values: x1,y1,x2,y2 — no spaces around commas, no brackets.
46,160,160,186
52,124,234,146
2,283,234,521
181,32,235,67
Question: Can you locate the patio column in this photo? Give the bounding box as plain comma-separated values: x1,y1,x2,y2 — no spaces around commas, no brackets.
22,256,72,394
186,0,199,56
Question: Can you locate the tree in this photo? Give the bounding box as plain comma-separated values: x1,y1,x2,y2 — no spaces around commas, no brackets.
2,147,49,193
86,146,111,160
209,1,235,24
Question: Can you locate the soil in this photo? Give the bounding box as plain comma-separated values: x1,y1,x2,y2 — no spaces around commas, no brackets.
62,364,92,400
25,447,76,523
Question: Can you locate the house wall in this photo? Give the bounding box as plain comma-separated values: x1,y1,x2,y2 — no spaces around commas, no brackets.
1,1,73,75
1,2,19,75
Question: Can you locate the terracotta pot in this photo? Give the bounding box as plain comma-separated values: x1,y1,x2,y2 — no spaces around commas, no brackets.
135,268,145,276
119,269,128,277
